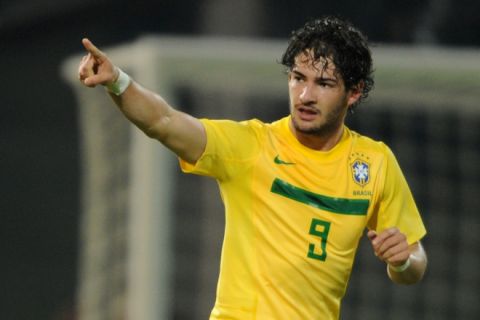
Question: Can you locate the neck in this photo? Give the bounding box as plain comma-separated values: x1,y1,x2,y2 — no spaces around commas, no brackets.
289,120,345,151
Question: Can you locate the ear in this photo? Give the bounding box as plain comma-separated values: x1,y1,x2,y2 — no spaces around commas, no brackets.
347,81,364,107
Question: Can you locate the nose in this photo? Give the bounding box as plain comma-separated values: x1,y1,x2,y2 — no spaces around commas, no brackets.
299,84,316,104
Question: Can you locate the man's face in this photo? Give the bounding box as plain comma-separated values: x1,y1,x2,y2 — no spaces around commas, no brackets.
288,52,360,137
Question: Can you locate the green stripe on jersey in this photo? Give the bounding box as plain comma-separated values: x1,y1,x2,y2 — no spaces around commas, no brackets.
271,178,369,215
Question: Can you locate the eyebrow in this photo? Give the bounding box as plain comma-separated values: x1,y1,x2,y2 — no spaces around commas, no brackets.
291,70,338,83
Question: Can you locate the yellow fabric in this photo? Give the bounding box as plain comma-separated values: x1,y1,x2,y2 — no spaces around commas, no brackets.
180,116,426,320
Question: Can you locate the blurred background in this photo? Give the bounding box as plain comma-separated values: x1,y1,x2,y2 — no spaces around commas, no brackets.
1,0,479,319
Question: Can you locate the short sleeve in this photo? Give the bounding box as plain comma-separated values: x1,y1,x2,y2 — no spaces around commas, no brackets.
368,146,427,244
179,119,262,181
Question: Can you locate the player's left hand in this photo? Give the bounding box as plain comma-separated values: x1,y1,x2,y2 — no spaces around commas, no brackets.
367,227,410,267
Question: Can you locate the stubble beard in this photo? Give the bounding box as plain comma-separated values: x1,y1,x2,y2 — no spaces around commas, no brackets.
290,103,347,138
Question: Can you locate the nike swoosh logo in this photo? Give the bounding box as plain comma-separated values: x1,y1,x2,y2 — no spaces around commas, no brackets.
274,155,295,165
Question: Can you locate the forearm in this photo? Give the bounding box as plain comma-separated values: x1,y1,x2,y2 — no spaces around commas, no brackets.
387,242,427,285
110,80,174,140
78,39,205,163
108,79,206,163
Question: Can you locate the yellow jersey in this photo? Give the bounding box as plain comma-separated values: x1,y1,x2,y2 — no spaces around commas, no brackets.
180,116,426,320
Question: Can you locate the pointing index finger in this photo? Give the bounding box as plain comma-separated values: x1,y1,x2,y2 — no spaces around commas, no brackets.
82,38,104,60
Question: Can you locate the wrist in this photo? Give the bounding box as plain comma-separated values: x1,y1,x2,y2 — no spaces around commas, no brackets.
105,68,131,96
388,257,411,273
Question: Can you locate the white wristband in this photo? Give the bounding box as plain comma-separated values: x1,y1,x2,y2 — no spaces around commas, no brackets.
105,68,131,96
389,257,411,272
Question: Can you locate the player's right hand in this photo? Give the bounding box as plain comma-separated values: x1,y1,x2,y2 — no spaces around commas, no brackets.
78,38,118,88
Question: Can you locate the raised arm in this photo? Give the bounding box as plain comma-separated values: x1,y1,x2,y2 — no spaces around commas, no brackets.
367,228,427,285
77,38,206,164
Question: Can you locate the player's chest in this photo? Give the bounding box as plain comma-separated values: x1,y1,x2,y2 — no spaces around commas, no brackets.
252,149,377,201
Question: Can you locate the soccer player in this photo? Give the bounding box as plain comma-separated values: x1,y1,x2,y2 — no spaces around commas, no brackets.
78,16,427,320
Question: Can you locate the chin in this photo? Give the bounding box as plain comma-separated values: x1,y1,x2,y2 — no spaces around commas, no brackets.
292,117,323,135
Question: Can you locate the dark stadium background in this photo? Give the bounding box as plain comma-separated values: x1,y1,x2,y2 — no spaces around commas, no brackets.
1,0,479,319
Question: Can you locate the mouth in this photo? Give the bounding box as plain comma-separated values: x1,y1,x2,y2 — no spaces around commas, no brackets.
296,105,319,121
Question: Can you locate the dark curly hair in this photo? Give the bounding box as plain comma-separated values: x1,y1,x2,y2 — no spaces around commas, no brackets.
281,16,374,109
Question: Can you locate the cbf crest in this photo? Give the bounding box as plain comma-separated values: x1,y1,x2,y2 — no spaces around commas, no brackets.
351,159,370,187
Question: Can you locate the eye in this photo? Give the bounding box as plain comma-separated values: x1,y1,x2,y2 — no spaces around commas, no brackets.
317,81,333,88
290,72,305,83
294,75,306,83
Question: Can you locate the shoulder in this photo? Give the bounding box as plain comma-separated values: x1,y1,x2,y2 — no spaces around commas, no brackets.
349,129,393,156
348,129,401,177
201,118,267,132
198,118,270,157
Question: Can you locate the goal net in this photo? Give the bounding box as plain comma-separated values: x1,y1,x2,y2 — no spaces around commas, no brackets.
63,37,480,320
